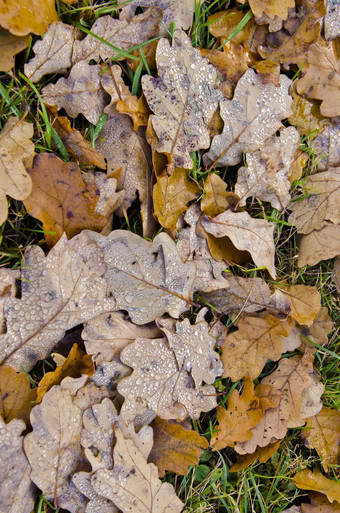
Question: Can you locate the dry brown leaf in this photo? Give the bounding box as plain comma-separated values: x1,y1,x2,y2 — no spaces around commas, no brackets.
296,41,340,118
201,275,291,317
230,441,280,471
201,173,240,218
119,0,196,30
325,0,340,40
24,22,80,82
299,307,334,352
116,94,151,130
302,492,340,512
288,169,340,234
221,314,294,381
248,0,295,19
0,366,36,425
332,257,340,294
42,61,107,125
153,168,200,233
235,127,300,210
201,210,276,278
203,69,292,168
288,84,330,137
0,232,116,371
148,417,208,477
36,344,94,404
281,285,321,326
118,337,217,422
294,469,340,504
157,315,223,387
0,268,19,334
302,407,340,472
0,32,30,72
312,122,340,171
91,427,184,513
0,0,59,36
253,59,280,86
142,29,221,170
100,65,131,116
0,116,34,225
24,153,121,247
0,416,36,513
298,223,340,267
211,377,264,450
289,368,324,428
85,229,196,324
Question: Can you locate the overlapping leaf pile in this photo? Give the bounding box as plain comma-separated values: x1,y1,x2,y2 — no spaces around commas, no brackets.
0,0,340,511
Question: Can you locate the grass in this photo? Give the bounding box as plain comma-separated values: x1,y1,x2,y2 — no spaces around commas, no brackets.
0,0,339,512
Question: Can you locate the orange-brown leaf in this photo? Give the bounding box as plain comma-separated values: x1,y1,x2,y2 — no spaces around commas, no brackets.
281,285,321,326
0,365,36,424
0,32,30,71
0,0,59,36
294,469,340,504
230,441,280,472
116,95,151,130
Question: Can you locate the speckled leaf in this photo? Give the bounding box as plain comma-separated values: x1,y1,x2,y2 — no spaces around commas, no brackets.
157,315,223,387
298,223,340,267
325,0,340,40
119,0,196,29
203,69,292,168
24,23,80,82
118,337,217,422
201,210,276,278
312,122,340,171
0,117,34,225
142,29,221,170
235,127,300,210
221,314,294,381
42,61,107,125
0,416,36,513
294,469,340,504
92,427,184,513
0,366,36,424
0,32,30,72
0,268,19,334
0,0,59,36
0,232,116,371
85,230,196,324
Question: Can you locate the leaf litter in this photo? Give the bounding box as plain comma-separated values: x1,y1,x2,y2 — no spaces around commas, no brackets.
1,1,340,512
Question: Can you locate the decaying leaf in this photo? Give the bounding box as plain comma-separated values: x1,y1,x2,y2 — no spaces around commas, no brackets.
148,417,208,477
221,314,294,381
281,285,321,326
325,0,340,40
0,0,59,36
92,427,184,513
42,61,107,125
0,366,36,424
298,223,340,267
332,257,340,294
0,268,19,334
298,307,334,352
203,69,292,168
116,94,151,130
211,377,264,450
118,337,217,422
288,84,330,137
253,59,281,86
248,0,295,20
0,32,30,72
0,416,36,513
201,210,276,278
294,469,340,504
0,116,34,225
302,407,340,472
100,65,132,116
142,29,221,170
235,127,300,210
201,173,240,218
119,0,196,30
312,122,340,171
0,232,116,371
85,230,196,324
230,441,281,471
302,492,340,512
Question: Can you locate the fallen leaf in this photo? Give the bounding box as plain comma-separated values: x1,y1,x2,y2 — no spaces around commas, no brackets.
118,337,217,422
91,427,184,513
142,29,221,170
302,407,340,472
203,69,292,168
312,122,340,171
201,173,240,218
118,0,196,30
288,83,330,137
0,366,36,425
153,168,200,233
281,285,321,326
148,417,208,477
332,257,340,294
299,307,334,352
230,441,280,471
235,127,300,210
294,469,340,504
201,210,276,278
253,59,281,86
116,94,151,130
302,492,340,512
73,471,119,513
36,344,94,404
325,0,340,40
157,315,223,387
0,232,116,371
24,22,80,82
288,169,340,234
296,40,340,118
85,230,196,324
248,0,295,20
0,32,30,72
298,223,340,266
221,314,294,381
289,368,324,428
0,416,36,513
0,0,59,36
42,61,107,125
0,268,19,334
0,116,34,225
211,377,264,450
100,65,132,116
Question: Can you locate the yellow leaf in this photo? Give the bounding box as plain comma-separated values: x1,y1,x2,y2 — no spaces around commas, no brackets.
0,365,36,424
0,32,30,71
282,285,321,326
294,469,340,504
0,0,59,36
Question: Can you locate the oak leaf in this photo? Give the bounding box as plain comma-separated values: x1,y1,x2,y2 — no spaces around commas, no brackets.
203,69,292,168
0,33,30,72
312,122,340,171
0,116,35,225
299,307,334,353
142,29,221,170
211,377,264,450
201,173,240,218
302,492,340,512
298,223,340,267
253,59,281,86
0,268,19,334
325,0,340,40
0,232,116,371
118,337,217,422
302,407,340,472
332,257,340,295
0,366,36,425
230,441,280,471
281,285,321,326
248,0,295,20
148,417,208,477
221,314,294,381
201,210,276,278
288,84,330,137
0,416,36,513
116,94,151,130
0,0,59,36
100,65,132,116
289,368,324,428
294,469,340,504
118,0,196,30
